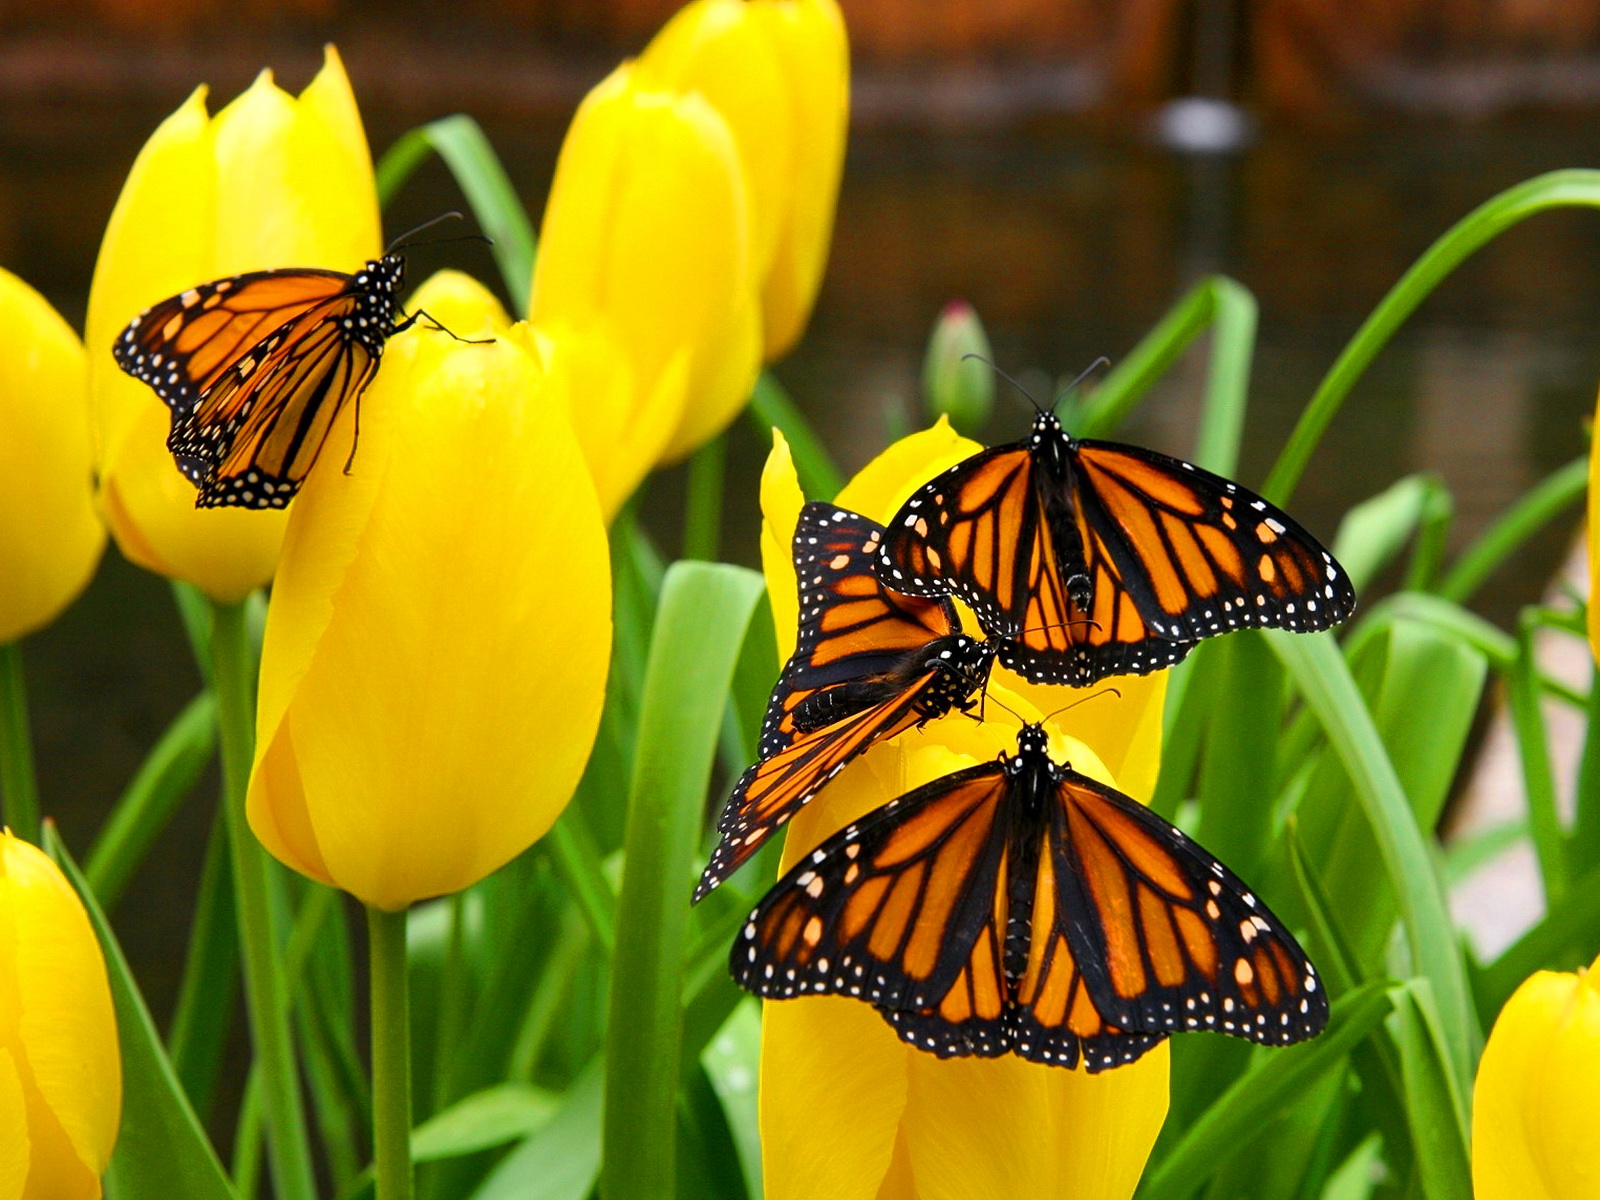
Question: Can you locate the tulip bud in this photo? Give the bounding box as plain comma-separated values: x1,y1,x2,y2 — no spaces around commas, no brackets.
921,301,995,438
0,270,104,644
529,61,760,479
0,831,122,1197
637,0,848,361
247,317,612,911
84,46,381,601
1473,952,1600,1199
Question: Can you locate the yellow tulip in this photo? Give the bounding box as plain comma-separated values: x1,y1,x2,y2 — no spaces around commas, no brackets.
84,46,381,602
0,270,104,644
0,831,121,1198
528,61,760,483
1473,951,1600,1199
637,0,848,361
753,424,1170,1200
246,298,612,911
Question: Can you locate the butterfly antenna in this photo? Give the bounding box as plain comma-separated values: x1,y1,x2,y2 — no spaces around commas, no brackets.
385,211,490,255
1042,686,1121,727
962,353,1044,416
1051,356,1111,413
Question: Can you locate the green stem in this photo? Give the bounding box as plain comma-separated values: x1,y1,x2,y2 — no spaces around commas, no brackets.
210,598,317,1200
0,642,40,843
368,904,414,1200
683,434,726,562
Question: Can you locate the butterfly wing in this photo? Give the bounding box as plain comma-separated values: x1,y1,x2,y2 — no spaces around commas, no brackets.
695,660,987,902
1049,765,1328,1046
115,268,355,418
115,268,385,509
760,503,965,758
731,762,1013,1026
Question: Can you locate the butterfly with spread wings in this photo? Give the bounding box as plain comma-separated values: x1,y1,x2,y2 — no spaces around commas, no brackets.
695,502,995,903
873,409,1356,686
114,253,412,509
732,722,1327,1071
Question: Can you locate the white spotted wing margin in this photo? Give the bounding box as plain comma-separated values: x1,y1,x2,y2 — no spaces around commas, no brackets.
730,723,1328,1071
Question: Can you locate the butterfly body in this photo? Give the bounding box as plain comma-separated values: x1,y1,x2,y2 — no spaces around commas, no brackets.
695,503,995,903
733,723,1326,1071
875,410,1356,685
114,254,411,509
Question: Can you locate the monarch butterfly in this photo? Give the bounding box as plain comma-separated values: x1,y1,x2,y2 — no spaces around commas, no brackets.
874,409,1356,685
732,722,1327,1070
695,502,995,903
112,216,477,509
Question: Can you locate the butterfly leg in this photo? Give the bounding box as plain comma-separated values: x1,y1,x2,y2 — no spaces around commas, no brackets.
398,308,496,346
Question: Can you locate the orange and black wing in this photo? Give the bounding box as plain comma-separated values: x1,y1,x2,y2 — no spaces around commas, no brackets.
996,440,1354,683
760,503,966,758
694,664,984,903
115,268,375,508
731,763,1014,1030
1050,765,1328,1048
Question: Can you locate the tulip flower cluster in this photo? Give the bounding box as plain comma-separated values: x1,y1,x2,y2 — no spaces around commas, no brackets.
754,421,1170,1200
530,0,848,516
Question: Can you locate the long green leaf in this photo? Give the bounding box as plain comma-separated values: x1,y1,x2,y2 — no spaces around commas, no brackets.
1438,455,1588,603
1386,980,1472,1200
376,116,538,315
1266,169,1600,505
86,691,216,909
747,372,844,499
601,563,766,1200
472,1061,604,1200
1140,983,1392,1200
1508,614,1569,906
165,815,238,1119
1476,859,1600,1019
43,825,237,1200
1266,630,1480,1088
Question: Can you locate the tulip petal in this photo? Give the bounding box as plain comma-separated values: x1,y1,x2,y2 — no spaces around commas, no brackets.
250,329,611,909
0,270,104,644
834,418,983,526
0,1049,28,1200
754,0,848,359
758,430,806,662
760,996,909,1200
1474,959,1600,1200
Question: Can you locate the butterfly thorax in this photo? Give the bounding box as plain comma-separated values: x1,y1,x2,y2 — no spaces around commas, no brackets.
347,255,406,356
1000,724,1057,983
1031,413,1093,610
789,633,991,734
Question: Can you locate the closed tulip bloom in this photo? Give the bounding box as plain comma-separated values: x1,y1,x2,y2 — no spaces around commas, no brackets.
247,302,611,911
528,61,760,481
638,0,848,360
1473,951,1600,1199
0,831,121,1198
753,426,1170,1200
0,270,104,644
84,46,381,602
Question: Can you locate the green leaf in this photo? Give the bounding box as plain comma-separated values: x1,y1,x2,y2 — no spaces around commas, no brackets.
1508,612,1571,906
86,691,216,910
413,1084,559,1162
1438,455,1587,604
1443,818,1527,887
472,1061,604,1200
747,371,845,500
1385,980,1472,1200
165,814,238,1119
1475,858,1600,1020
1140,983,1392,1200
1266,630,1480,1088
43,825,237,1200
700,1001,762,1200
601,563,766,1200
1320,1134,1384,1200
1330,475,1449,597
1073,276,1255,476
1266,169,1600,506
541,806,617,953
376,116,538,315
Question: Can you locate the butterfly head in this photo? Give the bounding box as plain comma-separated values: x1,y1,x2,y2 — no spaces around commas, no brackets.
1029,409,1073,478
